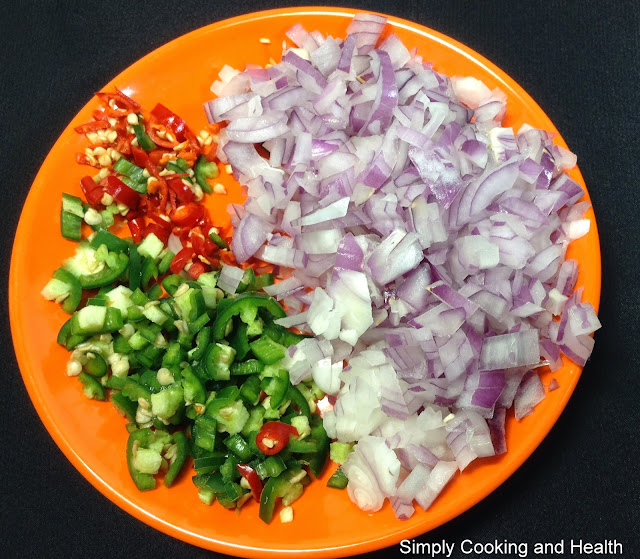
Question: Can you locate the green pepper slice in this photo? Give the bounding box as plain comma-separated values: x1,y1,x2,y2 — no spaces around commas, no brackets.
327,467,349,489
287,384,312,422
259,474,290,523
113,157,147,193
194,415,218,452
133,123,157,151
52,268,82,313
89,230,130,253
164,431,188,488
258,469,305,523
181,366,206,405
79,252,129,289
307,418,330,478
61,209,83,241
78,372,106,400
126,428,156,491
111,391,137,422
212,293,286,341
195,154,218,194
262,368,290,409
250,335,287,365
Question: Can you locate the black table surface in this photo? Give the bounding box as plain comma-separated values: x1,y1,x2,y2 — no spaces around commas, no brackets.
2,1,639,558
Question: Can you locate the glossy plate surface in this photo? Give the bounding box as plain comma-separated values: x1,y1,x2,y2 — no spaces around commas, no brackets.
9,7,601,558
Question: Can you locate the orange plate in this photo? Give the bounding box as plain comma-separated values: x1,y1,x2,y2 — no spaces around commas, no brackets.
9,7,601,558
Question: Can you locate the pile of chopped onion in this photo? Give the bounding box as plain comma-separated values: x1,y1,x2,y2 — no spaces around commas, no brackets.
205,13,600,519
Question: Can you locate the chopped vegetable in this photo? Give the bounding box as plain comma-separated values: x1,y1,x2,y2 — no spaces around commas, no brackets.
42,89,330,524
209,13,601,520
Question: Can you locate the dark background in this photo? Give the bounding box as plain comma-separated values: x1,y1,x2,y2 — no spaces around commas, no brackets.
2,1,639,558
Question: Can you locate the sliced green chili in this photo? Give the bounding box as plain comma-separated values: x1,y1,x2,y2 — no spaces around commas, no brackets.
211,293,286,341
195,154,218,194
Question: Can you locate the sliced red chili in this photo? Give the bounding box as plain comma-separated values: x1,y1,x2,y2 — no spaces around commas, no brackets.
203,237,216,255
92,110,111,122
131,145,150,168
148,148,170,166
171,203,203,227
203,147,219,162
127,217,145,243
220,250,236,266
114,133,132,155
171,226,192,244
140,159,169,208
144,222,170,245
189,232,217,264
189,229,205,254
150,103,188,139
103,175,139,209
146,125,178,148
76,153,96,167
167,177,195,203
157,179,169,211
255,422,299,455
167,188,178,216
137,195,149,215
169,247,195,274
187,260,208,279
192,234,216,259
74,120,111,134
236,464,263,500
80,176,104,209
142,158,162,181
146,211,172,230
95,89,140,115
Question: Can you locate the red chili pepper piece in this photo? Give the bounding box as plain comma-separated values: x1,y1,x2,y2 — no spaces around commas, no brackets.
236,464,263,500
128,217,145,243
74,120,111,134
149,104,201,149
146,126,177,149
189,228,205,251
171,203,204,227
95,88,140,115
112,87,141,110
167,177,195,203
144,222,170,245
103,175,139,210
169,247,195,274
187,260,208,279
131,145,150,168
197,210,211,231
203,237,216,255
146,211,172,230
188,234,217,265
80,176,104,209
150,103,188,138
76,153,95,167
166,188,177,215
147,148,170,166
255,422,300,455
114,133,132,155
139,158,169,209
92,110,110,122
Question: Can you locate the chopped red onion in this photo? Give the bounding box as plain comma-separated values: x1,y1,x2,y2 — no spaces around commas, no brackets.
514,370,546,420
209,14,600,519
414,461,459,511
548,378,560,391
217,265,245,295
478,330,541,371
